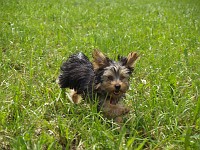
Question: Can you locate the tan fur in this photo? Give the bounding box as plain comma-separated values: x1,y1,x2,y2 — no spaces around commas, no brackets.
126,52,139,68
92,49,109,70
99,65,130,100
70,89,82,104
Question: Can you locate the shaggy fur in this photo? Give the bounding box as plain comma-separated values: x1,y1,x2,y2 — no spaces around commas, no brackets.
58,49,138,121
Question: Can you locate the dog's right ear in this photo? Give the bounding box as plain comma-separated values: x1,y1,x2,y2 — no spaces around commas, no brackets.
92,49,110,70
125,52,139,69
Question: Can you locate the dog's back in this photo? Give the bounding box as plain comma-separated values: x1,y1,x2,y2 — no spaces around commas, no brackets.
58,52,95,96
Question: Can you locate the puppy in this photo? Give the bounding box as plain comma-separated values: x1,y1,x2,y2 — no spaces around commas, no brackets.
58,50,138,121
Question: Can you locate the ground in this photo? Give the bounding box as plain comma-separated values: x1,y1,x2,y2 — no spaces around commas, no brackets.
0,0,200,149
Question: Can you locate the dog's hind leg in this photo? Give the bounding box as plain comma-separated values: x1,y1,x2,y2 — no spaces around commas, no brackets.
67,89,82,104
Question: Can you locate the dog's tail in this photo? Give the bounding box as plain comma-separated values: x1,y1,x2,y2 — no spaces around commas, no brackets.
58,52,95,95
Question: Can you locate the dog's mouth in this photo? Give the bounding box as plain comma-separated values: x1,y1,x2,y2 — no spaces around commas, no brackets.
109,90,122,105
107,88,126,105
113,88,124,95
113,90,120,95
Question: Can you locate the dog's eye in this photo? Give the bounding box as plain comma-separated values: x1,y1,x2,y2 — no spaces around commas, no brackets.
107,76,113,81
120,76,125,80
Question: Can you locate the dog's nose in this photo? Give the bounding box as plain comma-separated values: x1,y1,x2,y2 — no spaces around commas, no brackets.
115,84,121,90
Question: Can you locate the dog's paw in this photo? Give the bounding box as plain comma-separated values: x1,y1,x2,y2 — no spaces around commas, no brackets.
122,107,130,115
115,116,123,124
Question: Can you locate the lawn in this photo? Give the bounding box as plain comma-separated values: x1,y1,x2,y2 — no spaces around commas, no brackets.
0,0,200,149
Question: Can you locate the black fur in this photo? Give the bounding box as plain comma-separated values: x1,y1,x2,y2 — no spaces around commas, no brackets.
58,52,95,97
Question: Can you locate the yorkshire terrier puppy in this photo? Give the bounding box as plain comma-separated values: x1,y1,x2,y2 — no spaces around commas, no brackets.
58,49,138,122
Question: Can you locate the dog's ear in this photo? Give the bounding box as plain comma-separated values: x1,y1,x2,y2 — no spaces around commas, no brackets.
92,49,110,70
124,52,139,69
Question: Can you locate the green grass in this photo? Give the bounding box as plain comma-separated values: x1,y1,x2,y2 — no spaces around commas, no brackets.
0,0,200,149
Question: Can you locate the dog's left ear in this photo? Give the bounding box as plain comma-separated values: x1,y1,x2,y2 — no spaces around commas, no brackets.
92,49,110,70
124,52,139,69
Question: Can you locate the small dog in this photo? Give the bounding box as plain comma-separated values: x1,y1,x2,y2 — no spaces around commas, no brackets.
58,50,138,122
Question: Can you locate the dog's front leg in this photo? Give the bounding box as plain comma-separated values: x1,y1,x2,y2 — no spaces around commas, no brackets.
101,101,130,119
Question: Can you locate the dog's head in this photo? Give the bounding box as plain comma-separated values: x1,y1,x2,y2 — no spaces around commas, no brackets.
93,49,139,103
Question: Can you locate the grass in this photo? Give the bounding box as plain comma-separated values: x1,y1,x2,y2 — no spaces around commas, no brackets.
0,0,200,149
